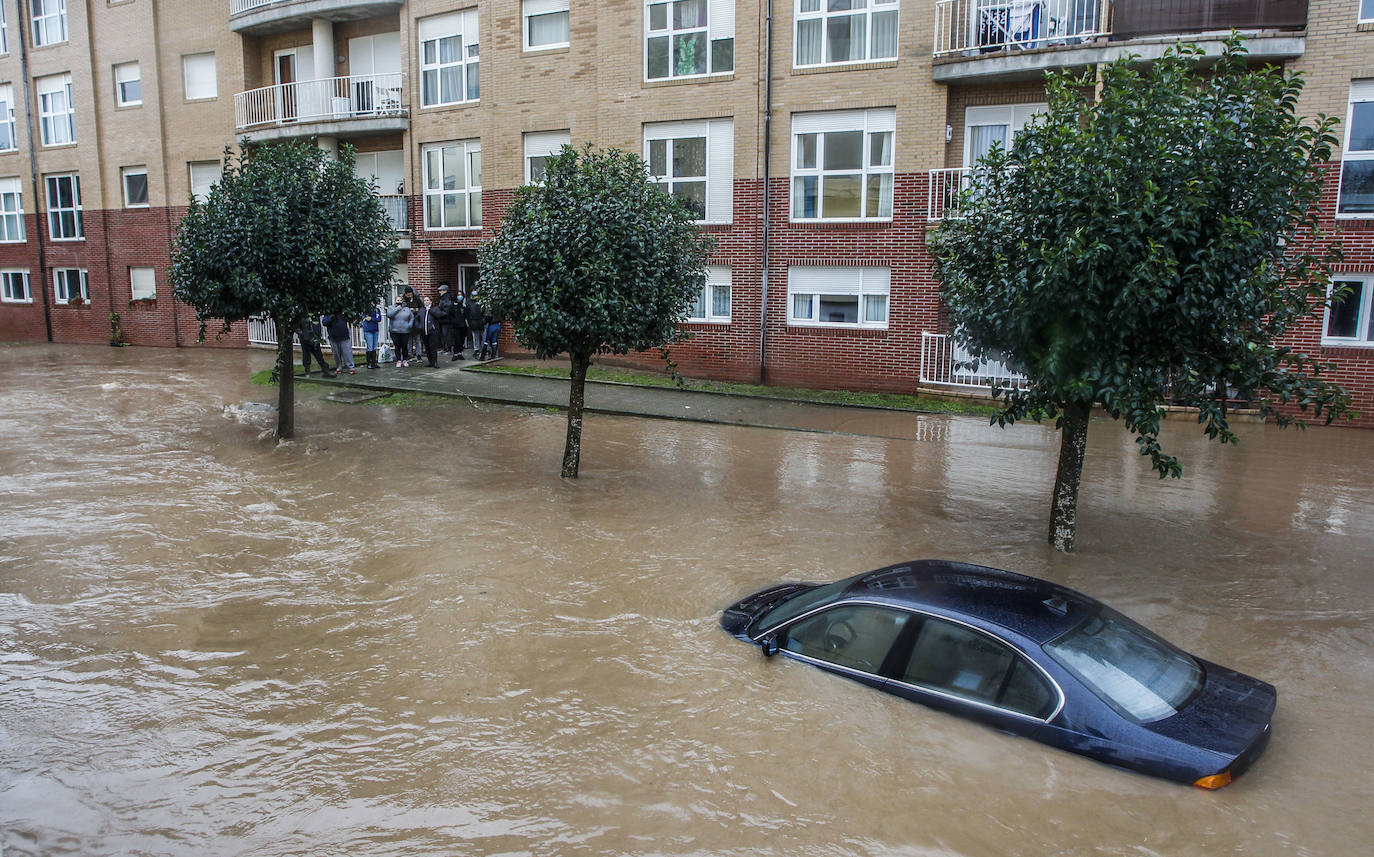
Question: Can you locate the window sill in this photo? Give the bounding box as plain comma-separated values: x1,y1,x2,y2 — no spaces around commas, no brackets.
524,44,570,55
681,319,730,327
419,100,480,112
41,142,78,151
643,73,735,88
0,147,19,155
115,103,143,110
61,299,90,307
0,298,33,305
185,97,219,103
129,298,157,307
793,59,899,75
787,323,889,335
1321,341,1374,351
49,236,86,242
788,218,893,229
1358,21,1374,32
0,239,27,245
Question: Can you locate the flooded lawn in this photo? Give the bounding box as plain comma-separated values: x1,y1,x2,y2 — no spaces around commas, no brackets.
1,342,1372,856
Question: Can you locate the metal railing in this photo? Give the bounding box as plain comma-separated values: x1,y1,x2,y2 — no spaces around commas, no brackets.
377,194,408,232
248,316,370,351
1114,0,1308,40
927,168,972,221
229,0,284,14
235,73,406,132
919,332,1029,391
935,0,1108,56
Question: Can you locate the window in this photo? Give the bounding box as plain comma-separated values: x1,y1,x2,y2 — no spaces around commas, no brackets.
524,0,569,50
130,266,155,301
31,0,67,47
788,265,889,328
1362,0,1374,23
114,62,141,106
122,166,148,207
36,73,75,146
183,53,216,100
781,604,910,676
791,108,893,221
686,265,731,322
898,616,1057,719
422,140,481,229
54,268,87,303
795,0,897,67
0,84,14,151
1,4,8,55
645,118,734,222
524,129,569,184
45,172,81,239
1,270,29,303
419,10,479,107
189,160,221,203
0,177,23,242
645,0,734,80
964,103,1045,167
1338,81,1374,218
1324,275,1374,346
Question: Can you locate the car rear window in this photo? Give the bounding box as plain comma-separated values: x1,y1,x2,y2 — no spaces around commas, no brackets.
1046,609,1202,723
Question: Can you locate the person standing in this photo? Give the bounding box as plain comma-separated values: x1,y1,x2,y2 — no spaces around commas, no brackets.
436,283,462,359
296,316,331,376
386,296,414,367
402,285,423,364
322,313,356,375
414,295,441,368
361,301,383,369
449,289,470,360
465,292,485,357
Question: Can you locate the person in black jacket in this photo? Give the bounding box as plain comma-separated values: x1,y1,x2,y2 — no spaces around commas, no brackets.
436,283,466,360
413,295,441,368
465,293,485,357
321,313,356,374
296,316,332,376
402,285,423,363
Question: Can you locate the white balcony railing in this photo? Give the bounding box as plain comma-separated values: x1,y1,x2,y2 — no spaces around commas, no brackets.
935,0,1107,56
376,194,408,232
229,0,284,14
235,73,406,132
927,168,972,221
249,316,370,351
920,332,1029,392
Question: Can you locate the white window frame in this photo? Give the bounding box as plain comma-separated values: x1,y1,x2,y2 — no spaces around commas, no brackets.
1,3,8,56
418,10,479,108
130,266,156,301
1361,0,1374,24
644,118,734,224
787,265,890,329
189,160,221,203
791,108,894,222
114,62,141,107
122,166,149,208
0,83,15,151
794,0,898,68
1,269,29,303
644,0,735,81
524,0,569,51
1337,80,1374,219
422,140,482,230
686,265,731,323
36,73,75,146
0,176,25,242
963,103,1045,168
45,172,81,239
53,267,87,303
31,0,66,47
183,53,217,101
524,129,569,184
1323,274,1374,347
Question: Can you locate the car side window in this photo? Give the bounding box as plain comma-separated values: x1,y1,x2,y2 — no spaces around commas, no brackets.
780,604,910,675
899,617,1055,718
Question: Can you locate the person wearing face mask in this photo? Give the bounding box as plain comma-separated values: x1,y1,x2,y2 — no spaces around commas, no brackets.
386,295,414,367
414,294,441,368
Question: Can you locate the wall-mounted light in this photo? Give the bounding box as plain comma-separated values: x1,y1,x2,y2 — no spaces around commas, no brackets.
945,124,953,143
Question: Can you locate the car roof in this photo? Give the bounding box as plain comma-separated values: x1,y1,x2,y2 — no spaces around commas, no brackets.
835,560,1100,644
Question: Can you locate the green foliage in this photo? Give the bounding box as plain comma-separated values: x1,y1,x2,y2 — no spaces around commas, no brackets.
477,144,714,361
170,140,398,336
931,37,1352,478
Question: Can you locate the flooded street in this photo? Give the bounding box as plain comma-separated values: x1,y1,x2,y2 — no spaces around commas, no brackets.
2,342,1372,856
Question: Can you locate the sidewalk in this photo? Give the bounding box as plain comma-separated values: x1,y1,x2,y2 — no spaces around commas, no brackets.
303,355,954,441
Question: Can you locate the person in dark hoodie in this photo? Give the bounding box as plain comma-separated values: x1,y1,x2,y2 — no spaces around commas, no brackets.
321,312,356,375
296,316,332,376
414,294,441,368
465,291,485,357
436,283,466,360
402,285,423,365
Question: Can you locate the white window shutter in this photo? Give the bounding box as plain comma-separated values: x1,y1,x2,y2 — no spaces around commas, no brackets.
707,118,734,223
709,0,735,40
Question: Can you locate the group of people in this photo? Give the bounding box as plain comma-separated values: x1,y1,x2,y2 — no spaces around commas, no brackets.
296,282,501,376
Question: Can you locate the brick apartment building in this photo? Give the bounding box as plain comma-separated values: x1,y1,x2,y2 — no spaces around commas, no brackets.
0,1,1371,424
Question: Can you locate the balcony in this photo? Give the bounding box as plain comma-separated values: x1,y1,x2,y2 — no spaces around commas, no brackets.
932,0,1307,83
230,0,404,36
927,168,972,222
234,73,408,141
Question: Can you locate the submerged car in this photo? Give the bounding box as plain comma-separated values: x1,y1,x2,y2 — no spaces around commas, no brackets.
721,560,1274,789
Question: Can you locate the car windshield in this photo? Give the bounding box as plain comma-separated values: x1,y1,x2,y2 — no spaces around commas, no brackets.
1046,609,1202,723
756,576,859,631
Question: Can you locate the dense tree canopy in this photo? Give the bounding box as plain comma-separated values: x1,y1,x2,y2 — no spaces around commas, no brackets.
171,140,397,438
478,144,714,477
930,38,1352,551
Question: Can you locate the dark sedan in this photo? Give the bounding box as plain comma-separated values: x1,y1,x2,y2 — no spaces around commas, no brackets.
721,560,1274,789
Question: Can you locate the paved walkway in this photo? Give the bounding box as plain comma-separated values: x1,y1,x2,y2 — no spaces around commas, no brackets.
303,354,958,440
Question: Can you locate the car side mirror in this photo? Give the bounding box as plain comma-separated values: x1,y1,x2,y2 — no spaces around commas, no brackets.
759,634,779,657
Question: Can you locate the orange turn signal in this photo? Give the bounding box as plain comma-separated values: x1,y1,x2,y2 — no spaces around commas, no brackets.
1193,771,1234,790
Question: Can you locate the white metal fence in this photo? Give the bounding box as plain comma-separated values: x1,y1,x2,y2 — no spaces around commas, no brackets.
919,332,1029,391
377,194,408,232
927,168,972,222
235,73,406,132
934,0,1107,56
229,0,282,14
248,316,370,352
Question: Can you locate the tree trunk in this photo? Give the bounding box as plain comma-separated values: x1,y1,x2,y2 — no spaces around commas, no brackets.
275,318,295,440
1048,401,1091,552
561,352,590,478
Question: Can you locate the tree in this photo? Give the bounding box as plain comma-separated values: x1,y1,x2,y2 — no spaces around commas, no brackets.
930,38,1352,552
171,140,397,439
478,145,714,477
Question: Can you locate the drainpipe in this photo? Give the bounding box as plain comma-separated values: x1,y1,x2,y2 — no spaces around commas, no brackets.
17,4,52,342
758,0,774,384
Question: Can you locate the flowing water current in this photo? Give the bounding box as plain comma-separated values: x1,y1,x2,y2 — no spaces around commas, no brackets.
1,343,1372,856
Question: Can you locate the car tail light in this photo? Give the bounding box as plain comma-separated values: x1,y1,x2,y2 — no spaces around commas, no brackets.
1193,771,1233,789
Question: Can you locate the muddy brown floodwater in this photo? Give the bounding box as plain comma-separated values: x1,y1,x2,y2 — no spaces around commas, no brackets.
1,342,1372,856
